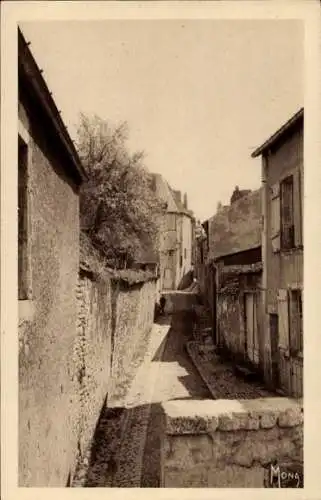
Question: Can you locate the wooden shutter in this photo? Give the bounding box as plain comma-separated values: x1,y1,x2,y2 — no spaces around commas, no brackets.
293,170,302,247
271,183,281,252
277,289,289,349
289,289,303,354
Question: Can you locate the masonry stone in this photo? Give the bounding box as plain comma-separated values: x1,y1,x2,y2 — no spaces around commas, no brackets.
161,398,303,488
278,408,303,428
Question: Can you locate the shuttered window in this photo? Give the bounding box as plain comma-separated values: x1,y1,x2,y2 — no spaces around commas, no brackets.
270,183,281,252
289,289,303,354
280,175,295,250
277,289,289,349
294,169,303,247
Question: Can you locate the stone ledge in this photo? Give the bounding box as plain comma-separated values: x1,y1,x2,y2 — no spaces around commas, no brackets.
162,398,303,434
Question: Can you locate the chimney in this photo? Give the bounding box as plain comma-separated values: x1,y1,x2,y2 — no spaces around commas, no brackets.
183,193,188,209
230,185,240,204
174,190,181,205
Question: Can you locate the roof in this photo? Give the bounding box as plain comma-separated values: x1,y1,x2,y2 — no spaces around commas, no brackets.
207,188,262,261
169,187,194,218
221,262,263,276
18,27,87,184
150,173,194,218
251,108,304,158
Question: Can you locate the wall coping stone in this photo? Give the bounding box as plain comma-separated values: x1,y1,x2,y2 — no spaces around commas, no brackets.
162,398,303,434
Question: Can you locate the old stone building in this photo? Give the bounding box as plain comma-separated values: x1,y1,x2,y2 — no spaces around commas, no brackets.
151,173,195,292
252,108,303,397
207,189,263,363
18,28,87,486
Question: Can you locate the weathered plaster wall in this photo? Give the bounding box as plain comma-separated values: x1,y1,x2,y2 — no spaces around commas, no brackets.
178,214,193,285
264,126,303,397
161,398,303,488
19,99,81,487
208,189,262,261
265,127,303,303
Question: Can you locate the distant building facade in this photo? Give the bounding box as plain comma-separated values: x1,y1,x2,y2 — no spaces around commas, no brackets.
252,108,303,397
18,28,86,486
151,174,195,292
207,189,263,364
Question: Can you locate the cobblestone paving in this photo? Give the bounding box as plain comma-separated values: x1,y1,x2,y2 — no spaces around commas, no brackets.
187,340,277,400
73,311,276,487
73,313,211,487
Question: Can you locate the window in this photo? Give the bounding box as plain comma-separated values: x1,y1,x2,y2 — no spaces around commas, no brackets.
289,289,303,354
18,135,30,300
280,175,295,250
184,248,187,259
167,213,176,231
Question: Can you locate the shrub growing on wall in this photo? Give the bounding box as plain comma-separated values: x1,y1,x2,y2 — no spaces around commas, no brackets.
76,113,164,268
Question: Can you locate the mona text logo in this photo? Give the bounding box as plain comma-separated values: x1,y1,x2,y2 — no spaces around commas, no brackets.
266,463,303,488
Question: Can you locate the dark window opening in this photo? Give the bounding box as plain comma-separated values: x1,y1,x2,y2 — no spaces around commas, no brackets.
280,175,295,249
18,135,29,300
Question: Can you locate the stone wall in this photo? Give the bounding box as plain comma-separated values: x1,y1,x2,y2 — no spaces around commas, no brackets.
109,279,157,402
161,398,303,488
73,270,157,472
74,271,113,460
208,189,262,262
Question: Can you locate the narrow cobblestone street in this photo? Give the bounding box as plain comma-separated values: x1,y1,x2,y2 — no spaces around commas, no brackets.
73,311,276,488
74,313,211,487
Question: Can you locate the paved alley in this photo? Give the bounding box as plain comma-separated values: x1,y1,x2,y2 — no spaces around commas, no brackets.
72,311,279,488
73,313,211,487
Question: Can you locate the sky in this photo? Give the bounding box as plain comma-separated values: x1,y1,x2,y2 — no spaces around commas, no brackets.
20,20,303,222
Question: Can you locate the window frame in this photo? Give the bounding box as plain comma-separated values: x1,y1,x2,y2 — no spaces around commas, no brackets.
18,130,32,301
280,174,295,250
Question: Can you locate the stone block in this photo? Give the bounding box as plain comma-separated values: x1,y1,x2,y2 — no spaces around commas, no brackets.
166,435,213,468
278,408,303,428
207,464,265,488
166,415,218,435
260,411,278,429
246,412,260,430
218,412,249,431
164,464,209,487
232,434,298,468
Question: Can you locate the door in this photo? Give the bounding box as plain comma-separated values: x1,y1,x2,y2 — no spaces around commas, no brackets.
163,268,174,290
245,293,259,365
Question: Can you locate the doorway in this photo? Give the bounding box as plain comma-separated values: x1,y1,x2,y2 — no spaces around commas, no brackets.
244,293,259,365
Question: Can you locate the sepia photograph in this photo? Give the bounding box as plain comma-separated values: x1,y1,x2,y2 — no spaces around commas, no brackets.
2,0,321,495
